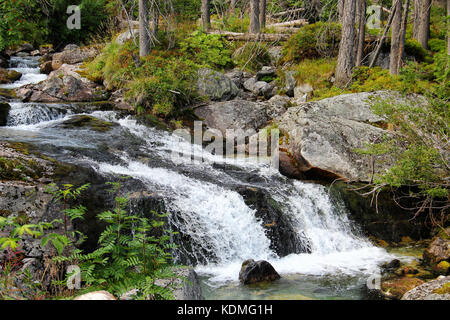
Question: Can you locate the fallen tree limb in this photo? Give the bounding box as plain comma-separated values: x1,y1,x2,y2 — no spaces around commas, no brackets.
266,19,308,28
208,31,291,41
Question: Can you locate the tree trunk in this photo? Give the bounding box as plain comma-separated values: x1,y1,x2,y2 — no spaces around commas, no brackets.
152,2,159,36
139,0,150,57
338,0,345,23
250,0,260,33
390,0,402,74
413,0,420,39
416,0,431,49
335,0,357,88
202,0,211,31
260,0,267,29
397,0,410,71
356,0,367,66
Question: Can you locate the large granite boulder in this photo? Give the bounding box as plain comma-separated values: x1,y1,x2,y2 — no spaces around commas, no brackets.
276,91,427,182
196,68,239,101
15,64,108,102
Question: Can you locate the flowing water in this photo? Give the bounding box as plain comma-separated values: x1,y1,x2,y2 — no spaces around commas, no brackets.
1,56,401,300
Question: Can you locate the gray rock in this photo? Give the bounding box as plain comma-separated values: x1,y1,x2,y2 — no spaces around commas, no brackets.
276,91,426,181
243,77,274,99
256,66,276,81
197,68,239,101
402,276,450,300
239,259,281,284
194,99,269,135
294,83,313,97
52,45,97,68
16,64,107,102
266,95,290,118
284,71,297,97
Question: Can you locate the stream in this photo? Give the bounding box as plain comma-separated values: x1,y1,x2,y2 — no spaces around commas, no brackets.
1,56,409,300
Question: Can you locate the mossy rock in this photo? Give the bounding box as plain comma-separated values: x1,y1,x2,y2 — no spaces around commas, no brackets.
434,261,450,275
0,88,17,99
433,282,450,295
0,68,22,84
381,277,424,300
58,115,118,132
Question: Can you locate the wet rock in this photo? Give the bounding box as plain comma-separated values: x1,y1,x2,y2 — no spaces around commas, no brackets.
0,102,11,126
40,61,53,75
381,259,401,272
197,68,239,101
239,259,281,284
16,64,107,102
402,276,450,300
57,115,118,132
0,68,22,84
423,237,450,265
74,291,117,300
237,186,311,256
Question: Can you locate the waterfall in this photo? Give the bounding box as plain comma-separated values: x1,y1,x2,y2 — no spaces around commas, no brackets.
0,56,47,89
6,102,75,127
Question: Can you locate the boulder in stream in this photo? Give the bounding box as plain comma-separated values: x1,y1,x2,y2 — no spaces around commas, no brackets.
239,259,281,284
0,102,11,126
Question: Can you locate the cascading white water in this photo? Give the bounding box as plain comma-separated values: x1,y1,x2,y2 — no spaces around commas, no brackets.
94,117,393,284
0,56,48,89
6,102,74,127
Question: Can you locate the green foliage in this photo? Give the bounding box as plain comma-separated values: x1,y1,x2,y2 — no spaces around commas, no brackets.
85,36,202,118
281,22,341,63
358,97,449,223
0,0,114,51
55,181,177,299
180,31,233,70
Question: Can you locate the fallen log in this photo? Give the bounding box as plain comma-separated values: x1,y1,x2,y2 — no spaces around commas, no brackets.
208,31,291,42
266,19,308,28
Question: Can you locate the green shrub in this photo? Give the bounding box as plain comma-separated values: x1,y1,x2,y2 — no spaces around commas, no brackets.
404,39,431,62
281,22,341,63
180,31,233,70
